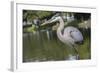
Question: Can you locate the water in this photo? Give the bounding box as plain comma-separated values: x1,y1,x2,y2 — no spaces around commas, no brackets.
23,29,91,62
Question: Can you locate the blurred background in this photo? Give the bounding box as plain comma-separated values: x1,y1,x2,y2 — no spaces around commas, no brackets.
22,10,91,62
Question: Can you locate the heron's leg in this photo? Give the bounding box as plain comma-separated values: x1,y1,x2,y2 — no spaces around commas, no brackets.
73,44,80,60
66,44,79,60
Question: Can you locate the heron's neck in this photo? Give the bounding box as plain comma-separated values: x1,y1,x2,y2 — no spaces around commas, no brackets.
57,18,65,42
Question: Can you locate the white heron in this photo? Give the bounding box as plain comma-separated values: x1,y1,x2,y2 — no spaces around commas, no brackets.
46,15,84,60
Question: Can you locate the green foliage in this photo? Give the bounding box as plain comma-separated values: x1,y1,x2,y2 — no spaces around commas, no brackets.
36,11,53,19
23,10,54,21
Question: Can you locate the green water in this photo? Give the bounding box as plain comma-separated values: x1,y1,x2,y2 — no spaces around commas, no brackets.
23,29,91,62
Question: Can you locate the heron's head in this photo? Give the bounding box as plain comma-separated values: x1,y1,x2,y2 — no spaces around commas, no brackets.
41,13,62,26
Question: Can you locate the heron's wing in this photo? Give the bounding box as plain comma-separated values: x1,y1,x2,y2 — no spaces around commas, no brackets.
70,31,83,42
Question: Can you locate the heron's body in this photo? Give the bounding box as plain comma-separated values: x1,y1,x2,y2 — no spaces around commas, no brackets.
55,17,83,46
46,15,83,60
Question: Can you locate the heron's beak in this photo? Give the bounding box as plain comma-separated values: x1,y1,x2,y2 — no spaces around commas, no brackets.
41,20,50,26
48,17,58,23
42,18,58,26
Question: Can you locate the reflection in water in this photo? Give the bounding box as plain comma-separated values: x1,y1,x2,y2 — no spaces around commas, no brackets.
23,28,91,62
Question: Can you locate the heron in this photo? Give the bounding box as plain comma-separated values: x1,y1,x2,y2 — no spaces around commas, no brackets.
45,15,84,60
